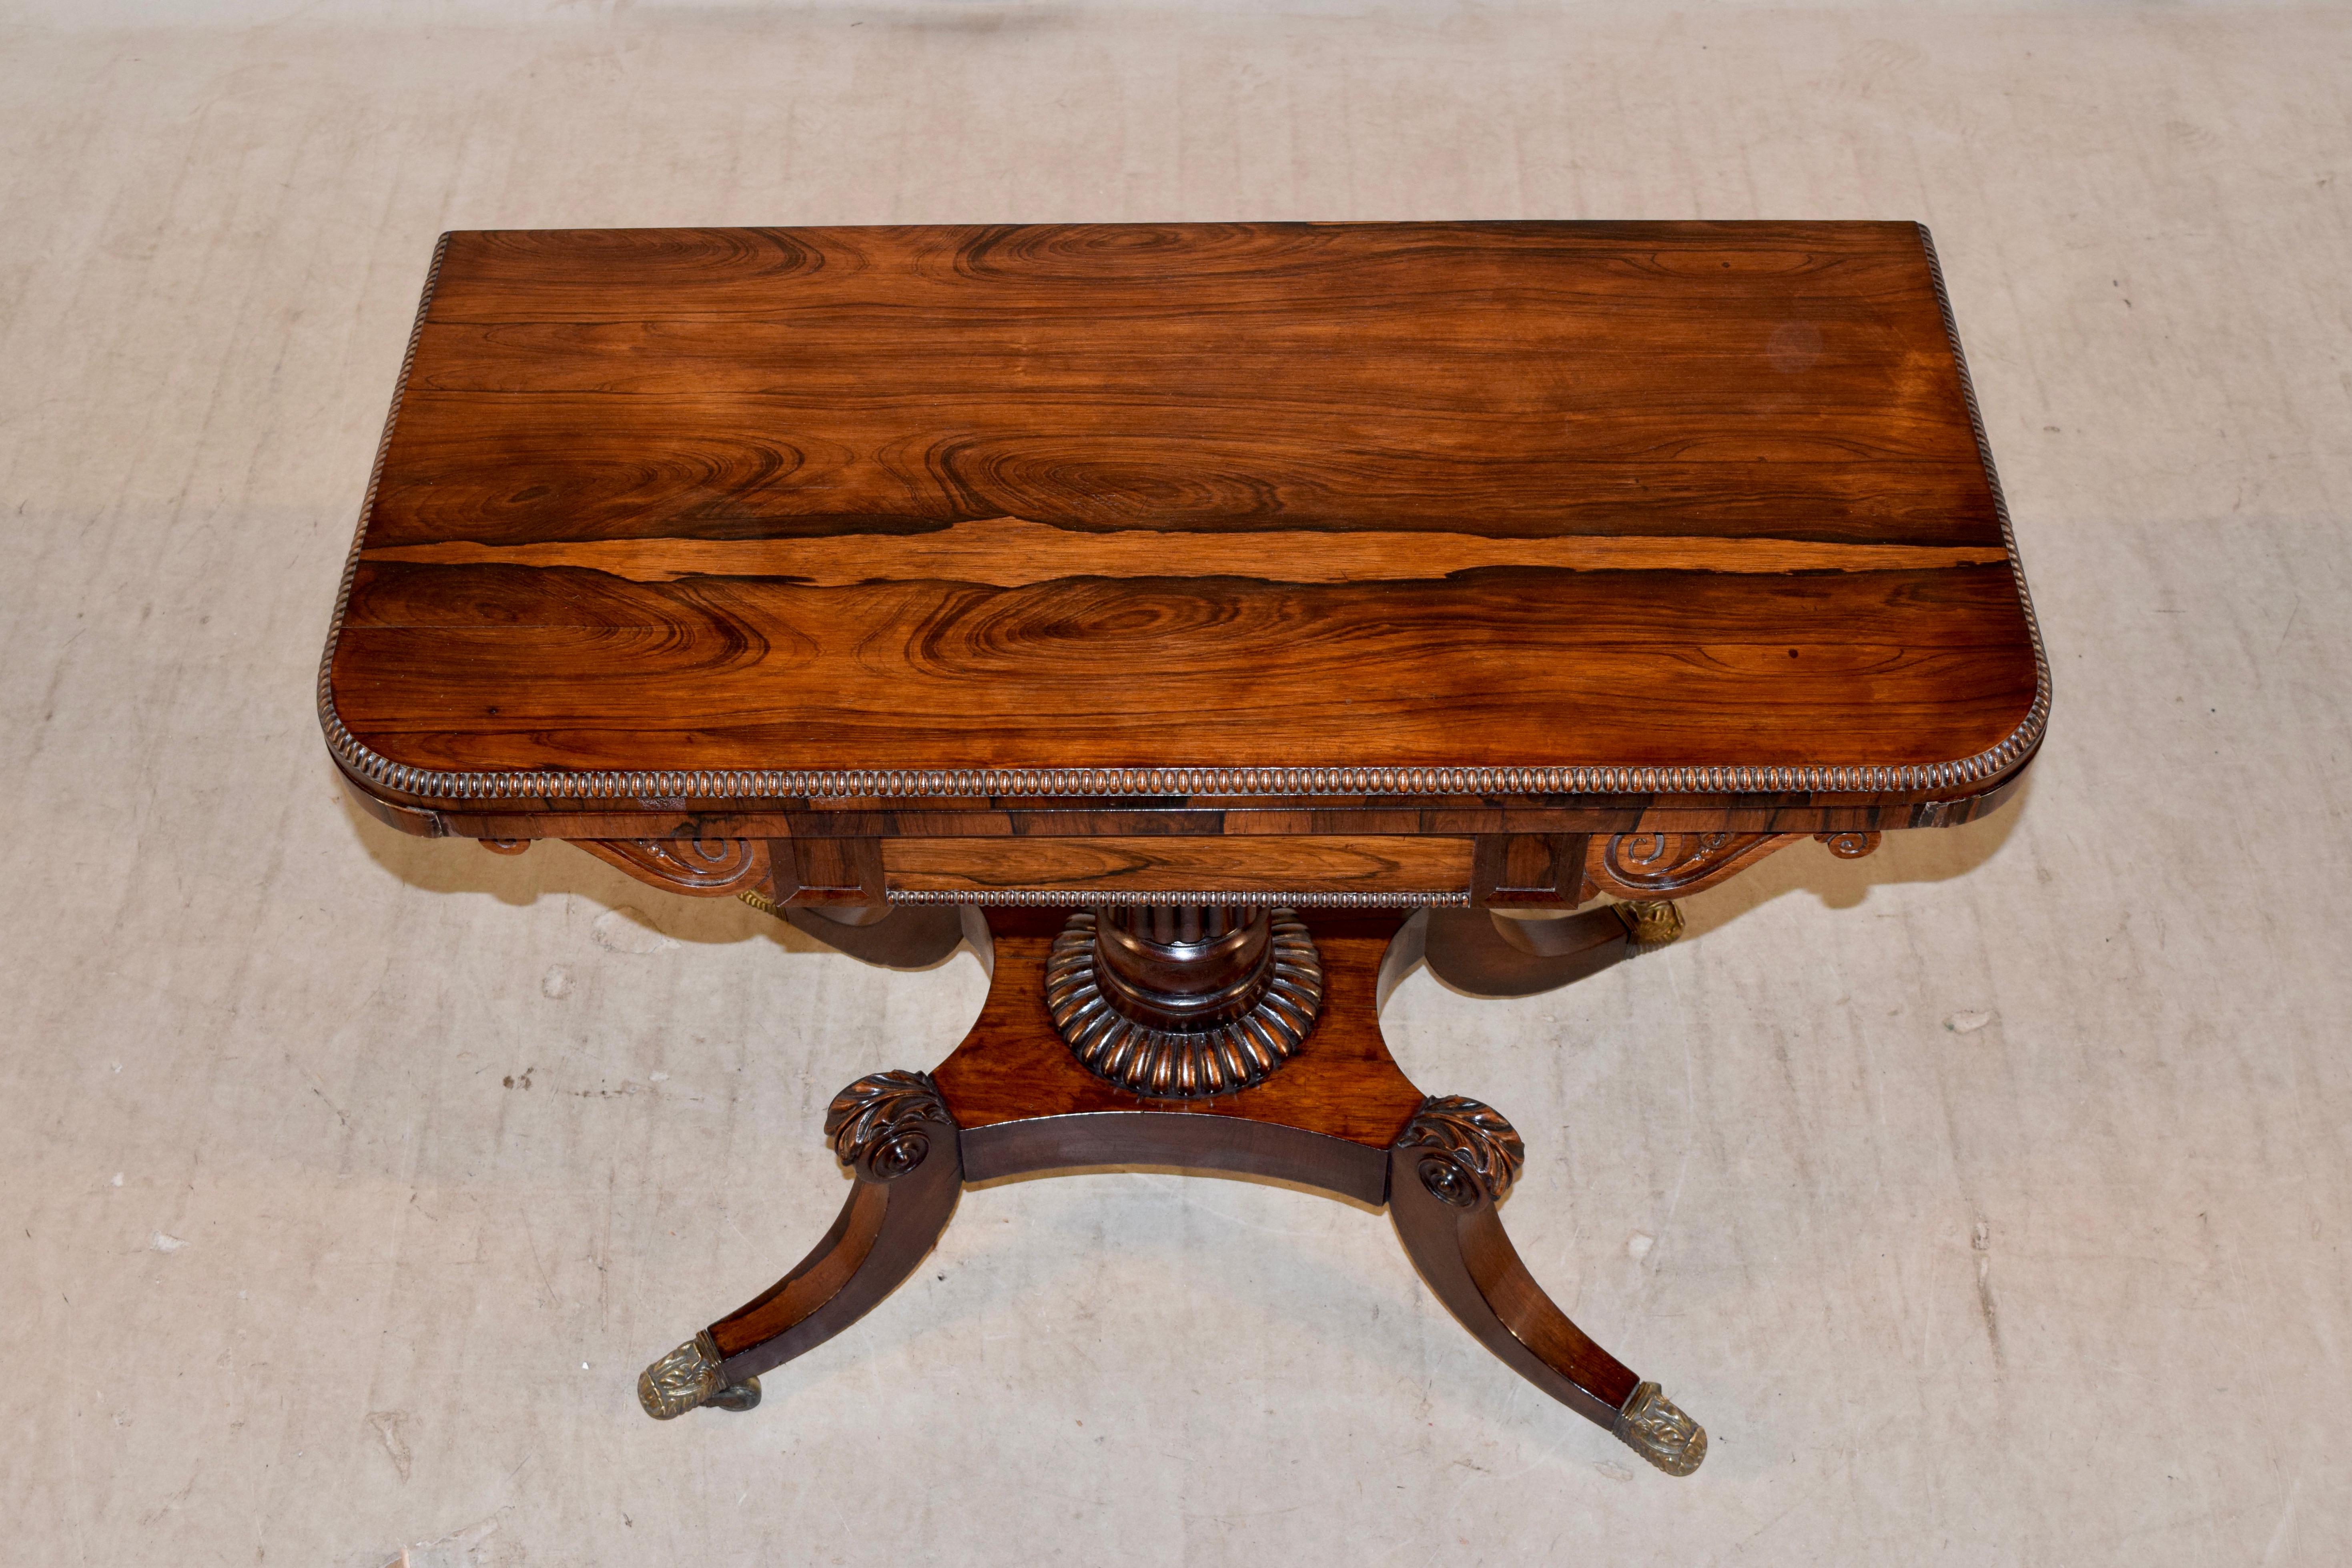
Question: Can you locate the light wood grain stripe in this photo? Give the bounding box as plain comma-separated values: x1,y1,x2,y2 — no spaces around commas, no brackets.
362,516,2005,585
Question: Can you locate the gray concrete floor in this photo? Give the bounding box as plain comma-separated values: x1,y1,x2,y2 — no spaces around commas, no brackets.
2,3,2348,1564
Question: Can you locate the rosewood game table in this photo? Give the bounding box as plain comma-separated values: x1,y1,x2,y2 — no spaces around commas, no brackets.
321,222,2045,1476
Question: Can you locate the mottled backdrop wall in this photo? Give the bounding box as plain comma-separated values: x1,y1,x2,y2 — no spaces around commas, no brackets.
0,4,2345,1564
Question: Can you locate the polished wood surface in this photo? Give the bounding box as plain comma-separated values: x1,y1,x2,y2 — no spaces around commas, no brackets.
324,221,2045,838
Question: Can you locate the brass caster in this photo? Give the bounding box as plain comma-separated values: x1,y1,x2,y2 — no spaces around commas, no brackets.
1612,899,1686,953
1614,1380,1706,1475
638,1331,762,1420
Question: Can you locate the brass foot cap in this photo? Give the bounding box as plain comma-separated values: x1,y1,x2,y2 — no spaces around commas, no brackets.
1613,900,1686,952
1614,1381,1706,1475
638,1333,762,1420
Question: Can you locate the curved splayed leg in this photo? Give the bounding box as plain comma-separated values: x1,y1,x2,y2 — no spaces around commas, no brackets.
638,1070,962,1418
1386,1095,1706,1476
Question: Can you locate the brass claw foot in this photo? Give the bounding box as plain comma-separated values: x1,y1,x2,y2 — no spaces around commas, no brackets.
1614,1381,1706,1475
638,1331,762,1420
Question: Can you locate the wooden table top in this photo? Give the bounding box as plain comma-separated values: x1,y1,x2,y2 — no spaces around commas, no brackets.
322,222,2045,838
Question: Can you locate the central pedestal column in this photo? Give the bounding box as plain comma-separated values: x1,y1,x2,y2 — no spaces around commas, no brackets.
1045,903,1325,1099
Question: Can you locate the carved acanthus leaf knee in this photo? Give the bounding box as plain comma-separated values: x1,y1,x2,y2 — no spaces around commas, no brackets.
825,1071,957,1182
1394,1096,1525,1208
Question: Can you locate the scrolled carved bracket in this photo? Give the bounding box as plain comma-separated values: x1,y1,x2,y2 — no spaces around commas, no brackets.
824,1070,957,1182
1614,1381,1707,1475
1587,832,1803,900
1394,1095,1526,1208
1815,830,1882,859
574,836,771,896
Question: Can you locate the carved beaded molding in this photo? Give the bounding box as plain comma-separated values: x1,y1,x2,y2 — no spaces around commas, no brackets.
318,227,2049,809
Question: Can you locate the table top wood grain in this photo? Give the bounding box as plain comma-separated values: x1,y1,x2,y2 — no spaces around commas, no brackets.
321,221,2046,839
